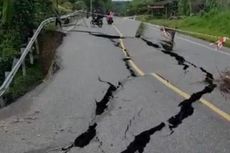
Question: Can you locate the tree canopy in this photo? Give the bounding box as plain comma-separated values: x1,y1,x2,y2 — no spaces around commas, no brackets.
127,0,230,16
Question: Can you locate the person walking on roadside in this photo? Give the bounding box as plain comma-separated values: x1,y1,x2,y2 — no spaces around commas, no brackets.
55,14,62,28
210,37,229,50
216,37,228,50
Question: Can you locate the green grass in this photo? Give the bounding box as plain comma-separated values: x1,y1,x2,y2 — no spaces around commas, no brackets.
138,10,230,47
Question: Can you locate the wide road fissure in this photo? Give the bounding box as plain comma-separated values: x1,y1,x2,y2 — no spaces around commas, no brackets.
0,18,229,153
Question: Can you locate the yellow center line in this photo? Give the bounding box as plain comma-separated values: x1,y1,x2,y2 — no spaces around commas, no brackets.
113,25,230,122
152,73,230,121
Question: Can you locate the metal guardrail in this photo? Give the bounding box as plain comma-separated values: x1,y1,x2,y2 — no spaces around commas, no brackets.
0,11,84,97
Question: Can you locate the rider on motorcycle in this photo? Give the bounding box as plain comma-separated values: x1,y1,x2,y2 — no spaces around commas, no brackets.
106,11,114,24
93,8,104,23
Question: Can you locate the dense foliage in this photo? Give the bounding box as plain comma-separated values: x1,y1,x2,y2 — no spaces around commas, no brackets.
137,1,230,47
0,0,58,84
127,0,230,16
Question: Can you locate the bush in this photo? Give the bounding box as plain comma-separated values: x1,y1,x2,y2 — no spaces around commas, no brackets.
3,64,44,105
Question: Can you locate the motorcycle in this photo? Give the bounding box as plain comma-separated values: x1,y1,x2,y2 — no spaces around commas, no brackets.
90,17,103,28
106,16,113,25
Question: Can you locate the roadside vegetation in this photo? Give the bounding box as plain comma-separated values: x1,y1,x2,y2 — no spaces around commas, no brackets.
0,0,75,106
127,0,230,47
138,10,230,47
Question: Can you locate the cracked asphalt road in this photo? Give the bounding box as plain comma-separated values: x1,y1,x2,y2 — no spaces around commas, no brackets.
0,18,229,153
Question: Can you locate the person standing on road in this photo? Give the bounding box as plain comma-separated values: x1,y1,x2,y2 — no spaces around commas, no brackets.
55,12,62,28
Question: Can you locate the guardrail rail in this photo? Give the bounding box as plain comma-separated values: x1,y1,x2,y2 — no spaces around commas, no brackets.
0,11,84,103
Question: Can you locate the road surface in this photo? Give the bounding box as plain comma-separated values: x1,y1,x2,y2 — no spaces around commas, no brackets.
0,17,229,153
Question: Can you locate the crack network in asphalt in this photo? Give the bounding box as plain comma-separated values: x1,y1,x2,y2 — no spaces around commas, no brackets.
89,33,137,77
140,38,215,83
115,36,218,151
120,76,216,152
166,63,216,134
61,77,124,153
167,83,216,134
62,31,217,153
141,38,191,71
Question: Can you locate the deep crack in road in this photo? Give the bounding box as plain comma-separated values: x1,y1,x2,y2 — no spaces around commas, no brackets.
62,123,97,153
96,78,121,115
120,123,165,153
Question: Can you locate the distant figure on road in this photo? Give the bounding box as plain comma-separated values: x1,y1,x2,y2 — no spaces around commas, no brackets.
210,36,229,50
106,11,114,25
86,10,89,18
90,8,104,27
160,26,176,51
55,14,62,28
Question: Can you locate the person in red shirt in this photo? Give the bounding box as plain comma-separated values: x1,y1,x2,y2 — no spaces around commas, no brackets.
217,37,228,49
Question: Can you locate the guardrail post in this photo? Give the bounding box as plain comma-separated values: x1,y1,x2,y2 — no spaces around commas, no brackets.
12,58,19,69
81,13,88,27
33,30,40,55
0,97,5,108
5,72,10,79
20,48,26,76
28,38,34,64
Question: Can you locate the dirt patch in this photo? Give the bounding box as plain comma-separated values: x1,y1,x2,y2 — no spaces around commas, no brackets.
38,30,66,75
218,69,230,96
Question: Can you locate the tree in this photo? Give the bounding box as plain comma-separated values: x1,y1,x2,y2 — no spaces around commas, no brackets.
128,0,150,14
178,0,192,16
82,0,112,11
1,0,14,26
205,0,217,11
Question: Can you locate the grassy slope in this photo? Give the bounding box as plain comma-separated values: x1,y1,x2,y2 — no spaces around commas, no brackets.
138,10,230,47
2,30,64,106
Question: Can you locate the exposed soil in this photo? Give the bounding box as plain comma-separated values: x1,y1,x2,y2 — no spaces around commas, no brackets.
38,30,66,75
0,30,65,108
218,69,230,96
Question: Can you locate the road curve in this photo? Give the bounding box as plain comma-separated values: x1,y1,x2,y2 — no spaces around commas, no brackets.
0,18,229,153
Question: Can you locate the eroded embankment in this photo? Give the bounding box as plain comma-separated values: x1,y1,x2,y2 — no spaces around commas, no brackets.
1,30,65,108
